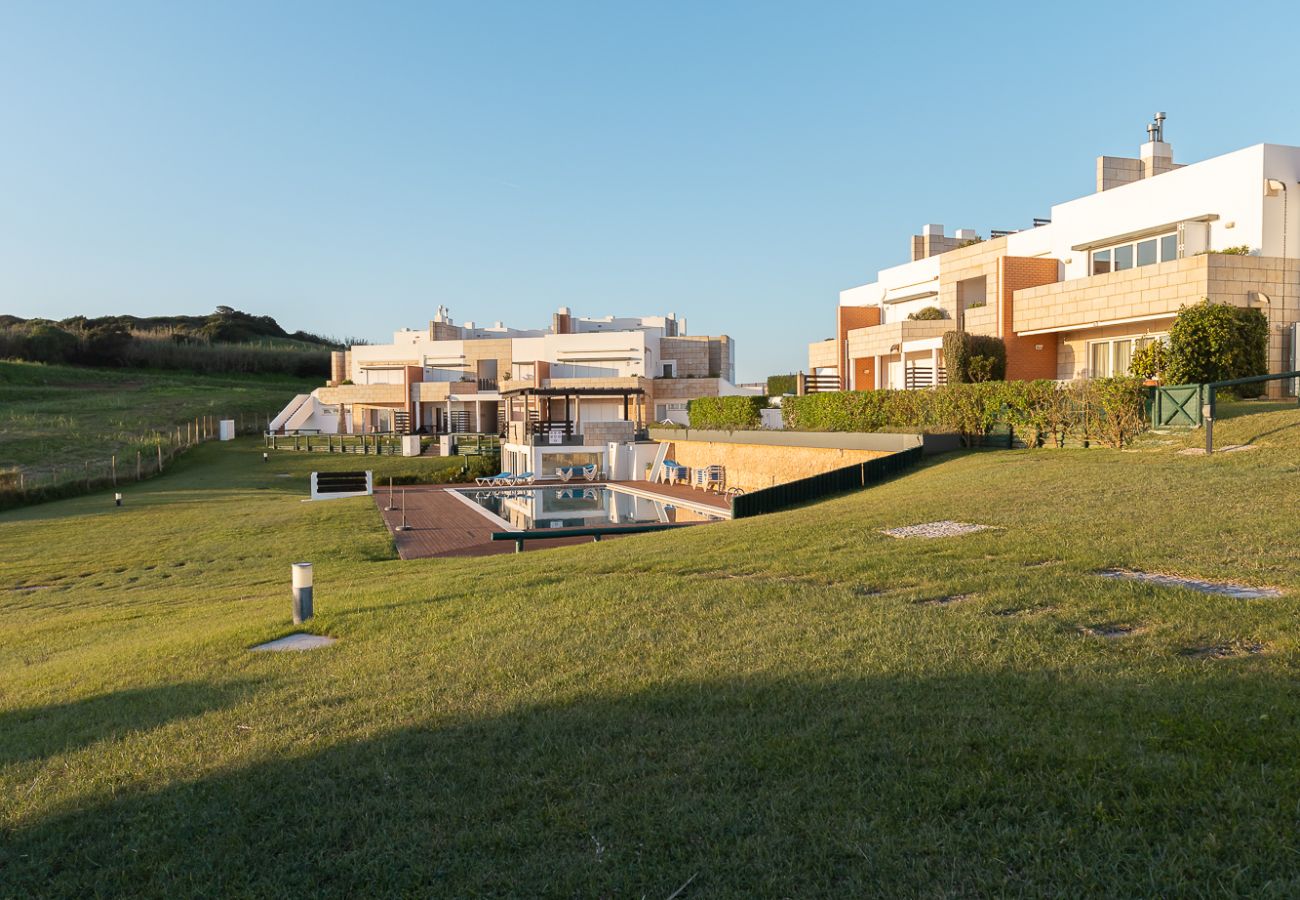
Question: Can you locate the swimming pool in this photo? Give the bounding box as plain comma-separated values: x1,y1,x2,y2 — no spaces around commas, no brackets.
455,485,727,531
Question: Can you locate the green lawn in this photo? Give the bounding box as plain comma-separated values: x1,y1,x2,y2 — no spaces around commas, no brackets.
0,360,317,474
3,414,1300,896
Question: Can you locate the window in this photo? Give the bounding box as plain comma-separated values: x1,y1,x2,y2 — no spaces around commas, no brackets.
1090,232,1177,276
1087,333,1167,377
661,360,677,378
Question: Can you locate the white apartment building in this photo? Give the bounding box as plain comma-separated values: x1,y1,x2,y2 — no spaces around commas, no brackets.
271,306,754,478
810,115,1300,396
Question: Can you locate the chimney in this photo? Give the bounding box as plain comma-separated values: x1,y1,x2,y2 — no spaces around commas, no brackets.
1097,113,1178,191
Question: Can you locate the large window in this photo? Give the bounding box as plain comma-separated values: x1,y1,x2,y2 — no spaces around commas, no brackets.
1087,334,1165,378
1091,232,1177,276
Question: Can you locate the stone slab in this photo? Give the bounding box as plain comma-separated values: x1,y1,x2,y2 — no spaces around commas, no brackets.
881,521,996,540
251,633,338,652
1097,568,1282,599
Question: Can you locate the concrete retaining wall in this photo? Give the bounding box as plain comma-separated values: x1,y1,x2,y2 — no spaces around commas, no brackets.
648,428,959,456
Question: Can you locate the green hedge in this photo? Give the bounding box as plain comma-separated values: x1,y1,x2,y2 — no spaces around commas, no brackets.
1167,300,1268,397
686,395,770,430
942,331,1007,383
781,379,1149,448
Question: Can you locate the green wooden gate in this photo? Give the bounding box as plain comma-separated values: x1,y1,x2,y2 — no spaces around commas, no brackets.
1151,384,1203,427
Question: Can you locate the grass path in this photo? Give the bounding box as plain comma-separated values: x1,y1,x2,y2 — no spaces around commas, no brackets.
3,421,1300,896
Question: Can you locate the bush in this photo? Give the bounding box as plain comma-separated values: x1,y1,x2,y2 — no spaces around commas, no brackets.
687,395,769,430
942,331,1007,383
781,378,1149,448
766,373,797,395
907,306,947,321
1130,339,1168,382
1166,300,1268,396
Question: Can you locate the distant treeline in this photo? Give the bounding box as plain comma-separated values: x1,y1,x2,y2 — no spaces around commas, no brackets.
0,307,357,378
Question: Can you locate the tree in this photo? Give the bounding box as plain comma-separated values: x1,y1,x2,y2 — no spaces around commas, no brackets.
1166,300,1268,395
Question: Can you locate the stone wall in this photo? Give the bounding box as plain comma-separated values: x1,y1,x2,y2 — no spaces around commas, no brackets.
661,439,888,493
581,421,635,446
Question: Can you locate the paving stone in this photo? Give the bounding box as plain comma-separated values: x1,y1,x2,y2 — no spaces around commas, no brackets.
251,633,338,652
1097,568,1282,599
882,521,996,540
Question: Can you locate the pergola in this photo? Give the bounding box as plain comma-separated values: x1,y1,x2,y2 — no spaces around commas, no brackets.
501,385,647,440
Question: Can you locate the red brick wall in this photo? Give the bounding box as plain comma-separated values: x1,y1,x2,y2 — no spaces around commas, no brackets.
1001,257,1061,382
838,306,880,389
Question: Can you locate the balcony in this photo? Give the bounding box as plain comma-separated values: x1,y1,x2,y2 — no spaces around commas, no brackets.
1010,254,1264,335
845,318,950,360
506,419,645,446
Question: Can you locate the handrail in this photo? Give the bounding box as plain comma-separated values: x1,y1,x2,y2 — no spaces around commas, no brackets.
1201,369,1300,454
491,522,696,552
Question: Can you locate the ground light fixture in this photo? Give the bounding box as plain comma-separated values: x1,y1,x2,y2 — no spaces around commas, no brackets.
291,562,313,624
397,490,411,531
114,492,122,507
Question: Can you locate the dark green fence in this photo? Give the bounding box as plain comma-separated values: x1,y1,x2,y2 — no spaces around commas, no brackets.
730,445,922,519
1152,384,1205,427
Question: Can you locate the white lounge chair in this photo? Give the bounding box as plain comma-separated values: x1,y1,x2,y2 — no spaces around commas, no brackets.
483,472,514,487
476,471,509,486
556,466,574,483
659,460,687,484
581,464,598,482
514,472,536,485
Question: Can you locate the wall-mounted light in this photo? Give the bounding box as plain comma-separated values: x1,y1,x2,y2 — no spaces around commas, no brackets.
1224,221,1236,229
1034,343,1044,351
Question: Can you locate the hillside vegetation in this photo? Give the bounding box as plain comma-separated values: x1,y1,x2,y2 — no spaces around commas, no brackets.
0,361,315,476
3,405,1300,896
0,307,346,377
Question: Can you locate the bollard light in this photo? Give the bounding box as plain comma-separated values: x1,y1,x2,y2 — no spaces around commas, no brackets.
291,562,314,624
114,492,122,507
263,452,269,463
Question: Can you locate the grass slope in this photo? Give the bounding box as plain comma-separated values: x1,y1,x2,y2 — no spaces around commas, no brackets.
2,411,1300,896
0,361,316,472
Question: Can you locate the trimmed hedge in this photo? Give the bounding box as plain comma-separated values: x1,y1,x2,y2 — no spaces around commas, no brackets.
781,378,1149,448
687,395,770,430
1167,300,1268,397
943,331,1006,383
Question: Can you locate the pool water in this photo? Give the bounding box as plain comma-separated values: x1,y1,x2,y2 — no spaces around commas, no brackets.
457,485,725,530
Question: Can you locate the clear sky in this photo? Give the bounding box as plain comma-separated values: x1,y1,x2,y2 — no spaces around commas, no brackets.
4,1,1300,381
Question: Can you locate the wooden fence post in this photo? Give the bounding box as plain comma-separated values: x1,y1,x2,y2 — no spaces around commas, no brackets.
157,442,163,472
136,451,142,481
85,461,90,490
111,455,117,487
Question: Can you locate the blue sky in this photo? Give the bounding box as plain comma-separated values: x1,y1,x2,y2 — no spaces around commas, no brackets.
4,1,1300,381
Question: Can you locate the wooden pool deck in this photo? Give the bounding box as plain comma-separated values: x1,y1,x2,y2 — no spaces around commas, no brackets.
374,480,731,559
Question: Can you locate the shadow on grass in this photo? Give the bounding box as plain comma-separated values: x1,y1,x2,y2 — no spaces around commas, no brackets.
4,672,1300,896
0,680,255,766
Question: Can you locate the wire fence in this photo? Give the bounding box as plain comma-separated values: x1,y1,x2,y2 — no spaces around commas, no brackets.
0,412,275,510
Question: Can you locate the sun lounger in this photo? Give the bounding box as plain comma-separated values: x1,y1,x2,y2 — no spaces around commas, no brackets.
556,466,574,482
581,464,598,482
476,471,511,486
514,472,536,485
659,460,687,484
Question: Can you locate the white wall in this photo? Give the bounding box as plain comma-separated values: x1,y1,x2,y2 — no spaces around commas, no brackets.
833,142,1300,319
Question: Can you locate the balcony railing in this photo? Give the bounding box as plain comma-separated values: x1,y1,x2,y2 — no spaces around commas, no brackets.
477,377,498,391
806,373,841,393
904,366,947,390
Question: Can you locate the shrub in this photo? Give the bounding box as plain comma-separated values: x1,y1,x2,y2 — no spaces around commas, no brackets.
766,373,797,395
781,379,1150,448
1089,377,1148,448
686,395,769,430
1166,300,1268,395
1130,339,1168,382
907,306,947,321
942,331,1007,383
